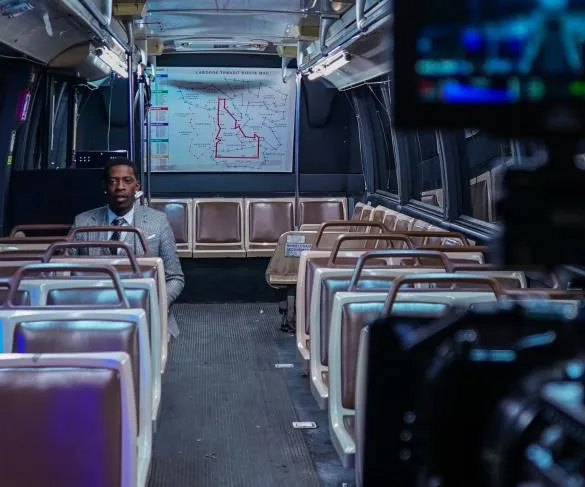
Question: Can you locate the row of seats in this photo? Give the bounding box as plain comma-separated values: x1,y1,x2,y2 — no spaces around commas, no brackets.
266,201,477,288
0,240,170,486
267,200,576,486
150,197,348,258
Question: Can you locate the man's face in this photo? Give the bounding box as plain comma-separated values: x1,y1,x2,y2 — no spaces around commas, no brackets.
104,164,140,213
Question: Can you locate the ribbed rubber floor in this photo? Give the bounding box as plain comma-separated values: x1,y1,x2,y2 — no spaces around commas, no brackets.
148,303,321,487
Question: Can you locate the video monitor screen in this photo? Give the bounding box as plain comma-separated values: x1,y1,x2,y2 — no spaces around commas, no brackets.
413,0,585,104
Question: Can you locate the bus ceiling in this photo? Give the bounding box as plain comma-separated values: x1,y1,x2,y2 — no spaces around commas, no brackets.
0,0,391,91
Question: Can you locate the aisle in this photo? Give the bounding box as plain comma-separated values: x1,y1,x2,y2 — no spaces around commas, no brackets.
148,303,321,487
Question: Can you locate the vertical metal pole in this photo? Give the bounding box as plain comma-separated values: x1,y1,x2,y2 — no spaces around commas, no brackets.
294,73,301,229
45,78,55,170
66,86,78,168
146,101,152,206
137,74,145,174
126,21,135,162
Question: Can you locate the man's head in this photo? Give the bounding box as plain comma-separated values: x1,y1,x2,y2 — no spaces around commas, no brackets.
102,158,140,215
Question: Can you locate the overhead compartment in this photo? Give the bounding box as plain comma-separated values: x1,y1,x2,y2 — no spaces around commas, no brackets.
298,0,391,90
0,0,125,65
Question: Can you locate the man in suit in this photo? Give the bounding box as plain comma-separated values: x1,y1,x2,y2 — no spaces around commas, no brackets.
71,158,185,338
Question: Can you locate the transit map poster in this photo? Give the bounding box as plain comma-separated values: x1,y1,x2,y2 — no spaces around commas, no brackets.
149,67,296,173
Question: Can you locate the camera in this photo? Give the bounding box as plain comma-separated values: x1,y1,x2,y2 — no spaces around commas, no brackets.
357,301,585,486
392,0,585,268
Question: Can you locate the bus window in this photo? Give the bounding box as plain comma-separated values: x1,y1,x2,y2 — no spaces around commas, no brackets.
464,129,512,222
412,130,443,208
369,83,397,195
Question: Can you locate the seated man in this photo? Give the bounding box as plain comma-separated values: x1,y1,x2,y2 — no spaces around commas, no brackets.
71,158,185,337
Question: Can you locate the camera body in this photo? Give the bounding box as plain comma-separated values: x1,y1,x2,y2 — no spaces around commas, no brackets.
392,0,585,268
357,302,585,487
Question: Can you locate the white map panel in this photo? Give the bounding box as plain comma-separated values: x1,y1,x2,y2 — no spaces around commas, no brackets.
150,67,296,173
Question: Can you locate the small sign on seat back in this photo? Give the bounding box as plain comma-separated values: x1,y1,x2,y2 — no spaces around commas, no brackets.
285,235,312,257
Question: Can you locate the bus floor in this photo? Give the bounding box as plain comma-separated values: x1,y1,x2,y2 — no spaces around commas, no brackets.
148,302,355,487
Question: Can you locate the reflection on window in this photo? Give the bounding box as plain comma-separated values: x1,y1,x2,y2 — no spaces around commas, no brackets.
412,131,443,208
369,84,398,194
465,129,512,222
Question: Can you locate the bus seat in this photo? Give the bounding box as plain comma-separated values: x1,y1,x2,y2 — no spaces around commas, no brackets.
245,198,295,257
298,197,348,225
296,234,413,361
296,252,386,361
193,198,245,257
308,250,453,407
50,256,168,370
333,274,502,467
150,198,193,257
351,202,368,220
13,320,140,427
382,211,398,232
4,308,152,487
20,276,162,421
393,215,415,236
0,352,137,487
410,220,430,246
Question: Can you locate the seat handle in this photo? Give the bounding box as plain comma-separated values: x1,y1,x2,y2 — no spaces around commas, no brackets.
314,220,390,248
67,225,150,255
347,250,454,291
42,241,141,276
328,233,414,266
4,262,131,309
9,224,71,237
401,230,469,245
382,273,503,315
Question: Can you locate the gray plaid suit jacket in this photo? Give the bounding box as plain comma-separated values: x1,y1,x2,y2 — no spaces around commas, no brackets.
71,204,185,337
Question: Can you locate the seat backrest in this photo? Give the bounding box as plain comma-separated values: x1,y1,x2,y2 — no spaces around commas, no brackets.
341,302,445,410
193,198,245,257
410,220,430,246
303,255,386,334
195,198,242,244
13,319,141,428
150,199,191,243
47,287,150,335
50,256,168,367
298,198,347,225
246,198,295,247
0,307,151,446
320,276,395,365
382,212,398,232
0,352,136,487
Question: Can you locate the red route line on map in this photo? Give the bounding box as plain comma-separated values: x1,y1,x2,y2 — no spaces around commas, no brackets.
214,97,260,159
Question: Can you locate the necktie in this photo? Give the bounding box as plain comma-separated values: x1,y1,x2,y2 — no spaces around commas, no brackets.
110,217,125,255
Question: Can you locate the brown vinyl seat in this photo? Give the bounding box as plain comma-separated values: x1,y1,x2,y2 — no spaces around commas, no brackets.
13,319,141,430
193,198,245,257
46,287,151,340
0,352,136,487
298,198,347,225
150,199,193,257
34,271,162,424
245,198,295,257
